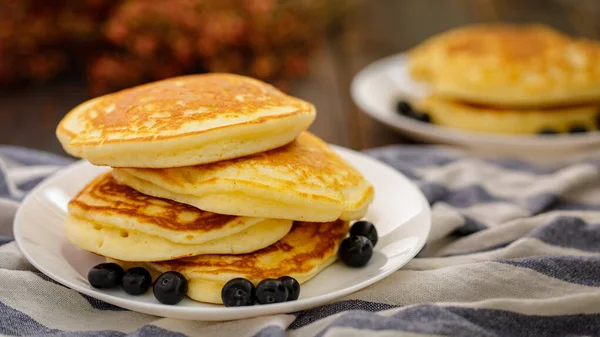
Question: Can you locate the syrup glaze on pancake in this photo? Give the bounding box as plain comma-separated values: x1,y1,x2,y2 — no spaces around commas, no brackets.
68,172,267,244
113,132,374,222
56,73,316,167
114,219,349,303
409,24,600,107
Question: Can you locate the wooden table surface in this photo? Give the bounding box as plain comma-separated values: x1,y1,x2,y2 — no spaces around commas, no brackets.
2,0,599,156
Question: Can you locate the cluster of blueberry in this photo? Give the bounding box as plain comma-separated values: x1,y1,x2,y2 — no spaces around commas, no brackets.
395,101,431,123
338,220,378,267
87,262,299,307
538,126,588,135
221,276,300,307
87,220,379,307
538,114,600,135
88,264,188,305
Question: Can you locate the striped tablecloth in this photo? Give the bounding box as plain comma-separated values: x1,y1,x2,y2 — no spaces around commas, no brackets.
1,144,599,337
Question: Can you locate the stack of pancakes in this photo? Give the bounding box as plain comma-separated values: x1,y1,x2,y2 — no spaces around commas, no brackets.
56,73,374,304
408,23,600,135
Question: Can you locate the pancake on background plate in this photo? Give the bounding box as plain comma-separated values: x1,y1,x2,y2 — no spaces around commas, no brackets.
56,73,316,168
65,172,293,261
112,132,374,222
416,95,600,134
409,23,600,108
110,219,349,304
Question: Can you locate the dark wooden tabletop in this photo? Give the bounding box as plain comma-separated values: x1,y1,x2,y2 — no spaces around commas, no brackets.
2,0,599,156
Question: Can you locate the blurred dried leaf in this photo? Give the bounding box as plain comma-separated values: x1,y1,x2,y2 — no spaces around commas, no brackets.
0,0,360,94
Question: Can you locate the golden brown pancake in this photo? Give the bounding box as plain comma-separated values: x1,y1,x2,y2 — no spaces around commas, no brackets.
65,172,293,261
409,24,600,107
56,73,316,167
112,132,374,222
111,219,349,304
416,95,600,134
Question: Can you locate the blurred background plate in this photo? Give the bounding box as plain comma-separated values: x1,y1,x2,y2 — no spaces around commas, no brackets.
351,53,600,157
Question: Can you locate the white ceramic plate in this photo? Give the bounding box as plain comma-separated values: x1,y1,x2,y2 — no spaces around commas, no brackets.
14,146,431,321
351,53,600,157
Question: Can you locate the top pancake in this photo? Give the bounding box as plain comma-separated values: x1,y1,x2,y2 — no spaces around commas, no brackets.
112,132,374,222
56,73,316,167
409,24,600,107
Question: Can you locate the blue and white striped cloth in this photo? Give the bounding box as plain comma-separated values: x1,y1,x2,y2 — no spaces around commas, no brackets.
1,144,600,336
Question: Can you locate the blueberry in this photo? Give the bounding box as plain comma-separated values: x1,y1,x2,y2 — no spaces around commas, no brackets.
122,267,152,295
256,278,288,304
339,235,373,267
222,278,256,307
88,263,124,289
394,100,431,123
278,276,300,301
153,271,188,305
538,128,559,135
395,100,412,115
350,221,378,247
569,125,588,134
411,111,431,123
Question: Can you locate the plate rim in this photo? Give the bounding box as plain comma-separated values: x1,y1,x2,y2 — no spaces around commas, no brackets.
13,145,431,320
350,52,600,150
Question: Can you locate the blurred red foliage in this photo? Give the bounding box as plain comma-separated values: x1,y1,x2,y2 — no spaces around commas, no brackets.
0,0,356,95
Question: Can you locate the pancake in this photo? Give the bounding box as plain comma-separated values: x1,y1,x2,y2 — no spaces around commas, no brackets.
65,172,292,261
112,132,374,222
416,95,600,134
66,216,291,262
409,24,600,108
56,73,316,168
110,219,349,304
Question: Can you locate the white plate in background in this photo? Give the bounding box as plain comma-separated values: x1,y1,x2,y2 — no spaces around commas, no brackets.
14,146,431,321
351,53,600,157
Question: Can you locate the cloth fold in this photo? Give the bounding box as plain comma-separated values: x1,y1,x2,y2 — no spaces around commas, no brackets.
1,144,599,337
